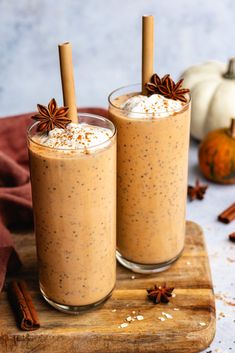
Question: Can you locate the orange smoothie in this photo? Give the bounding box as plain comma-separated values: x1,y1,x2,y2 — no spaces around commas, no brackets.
109,87,190,272
28,114,116,312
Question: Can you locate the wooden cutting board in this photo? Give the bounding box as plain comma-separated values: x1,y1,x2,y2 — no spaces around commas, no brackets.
0,221,215,353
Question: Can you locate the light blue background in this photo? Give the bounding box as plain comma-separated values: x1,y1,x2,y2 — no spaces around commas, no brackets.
1,0,235,116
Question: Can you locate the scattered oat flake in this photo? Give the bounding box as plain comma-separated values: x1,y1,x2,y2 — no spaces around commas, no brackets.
225,300,235,307
132,311,136,314
131,275,135,279
199,322,206,326
218,312,226,319
119,323,129,328
173,308,179,311
158,316,165,321
172,293,176,298
162,312,173,319
136,315,144,321
126,316,132,322
215,292,235,307
186,261,191,265
111,309,117,312
227,257,235,263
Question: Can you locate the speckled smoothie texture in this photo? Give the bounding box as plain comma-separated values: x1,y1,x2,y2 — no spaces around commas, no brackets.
109,93,190,264
28,125,116,306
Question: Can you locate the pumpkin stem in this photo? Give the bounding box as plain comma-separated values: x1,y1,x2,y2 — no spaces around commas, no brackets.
223,58,235,79
230,118,235,138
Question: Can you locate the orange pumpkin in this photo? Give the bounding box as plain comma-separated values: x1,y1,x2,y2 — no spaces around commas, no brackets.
198,118,235,184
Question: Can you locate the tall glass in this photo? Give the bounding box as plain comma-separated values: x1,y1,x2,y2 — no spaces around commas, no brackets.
28,114,116,313
108,84,191,273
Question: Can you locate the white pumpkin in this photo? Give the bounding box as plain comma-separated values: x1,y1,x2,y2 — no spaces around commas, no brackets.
181,58,235,140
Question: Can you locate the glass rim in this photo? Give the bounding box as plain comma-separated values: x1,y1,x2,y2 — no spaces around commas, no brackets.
108,83,191,115
27,112,116,152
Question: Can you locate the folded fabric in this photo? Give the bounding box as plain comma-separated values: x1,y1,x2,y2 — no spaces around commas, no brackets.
0,108,108,291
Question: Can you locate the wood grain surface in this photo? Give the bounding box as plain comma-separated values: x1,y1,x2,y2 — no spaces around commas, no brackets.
0,221,216,353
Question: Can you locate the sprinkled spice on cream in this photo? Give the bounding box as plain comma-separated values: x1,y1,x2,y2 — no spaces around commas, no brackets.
122,93,185,118
32,123,112,151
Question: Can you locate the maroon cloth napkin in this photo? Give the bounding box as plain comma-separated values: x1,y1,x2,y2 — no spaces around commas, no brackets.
0,108,108,291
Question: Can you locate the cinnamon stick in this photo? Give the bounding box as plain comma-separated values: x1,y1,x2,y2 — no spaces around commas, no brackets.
7,280,40,331
230,118,235,138
218,203,235,224
229,232,235,242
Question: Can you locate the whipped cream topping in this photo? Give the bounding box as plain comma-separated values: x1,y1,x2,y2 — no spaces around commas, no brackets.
122,94,185,118
33,123,113,151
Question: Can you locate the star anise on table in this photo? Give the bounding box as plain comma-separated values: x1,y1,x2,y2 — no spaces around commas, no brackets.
147,283,175,304
187,179,208,201
145,73,190,103
31,98,71,133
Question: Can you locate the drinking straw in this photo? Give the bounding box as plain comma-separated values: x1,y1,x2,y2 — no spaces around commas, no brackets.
58,42,78,123
142,15,154,95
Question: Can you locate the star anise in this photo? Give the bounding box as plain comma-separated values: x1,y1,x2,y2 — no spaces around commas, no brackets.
145,73,190,103
147,283,174,304
32,98,71,133
188,179,208,201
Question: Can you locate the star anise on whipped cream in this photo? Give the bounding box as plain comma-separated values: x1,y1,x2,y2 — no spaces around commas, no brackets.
32,98,71,133
145,73,190,103
147,283,175,304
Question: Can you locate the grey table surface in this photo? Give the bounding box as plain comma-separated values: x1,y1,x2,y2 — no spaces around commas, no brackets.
187,139,235,353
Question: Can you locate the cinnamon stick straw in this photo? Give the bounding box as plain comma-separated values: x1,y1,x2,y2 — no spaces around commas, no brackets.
58,42,78,123
142,15,154,95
